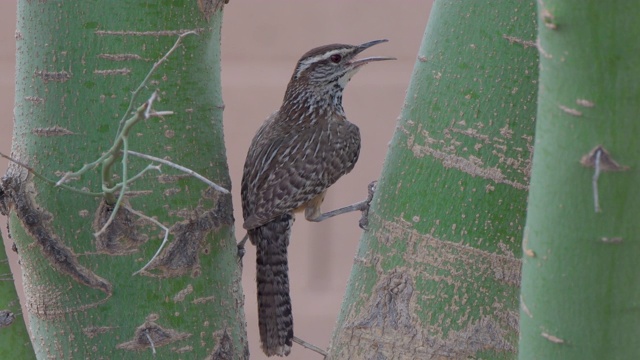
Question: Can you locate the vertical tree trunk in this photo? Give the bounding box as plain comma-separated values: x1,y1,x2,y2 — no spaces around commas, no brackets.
518,1,640,359
2,1,247,358
328,1,538,359
0,235,34,358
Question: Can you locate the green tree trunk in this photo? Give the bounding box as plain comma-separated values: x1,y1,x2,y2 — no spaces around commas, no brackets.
0,233,35,358
2,1,247,358
328,1,538,359
518,1,640,359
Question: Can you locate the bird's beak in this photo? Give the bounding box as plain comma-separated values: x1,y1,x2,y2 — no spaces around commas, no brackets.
349,39,396,67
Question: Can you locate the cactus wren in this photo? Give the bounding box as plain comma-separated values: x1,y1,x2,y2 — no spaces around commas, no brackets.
241,39,394,356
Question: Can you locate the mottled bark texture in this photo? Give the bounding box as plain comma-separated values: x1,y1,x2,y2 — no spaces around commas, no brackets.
3,1,247,358
329,1,538,359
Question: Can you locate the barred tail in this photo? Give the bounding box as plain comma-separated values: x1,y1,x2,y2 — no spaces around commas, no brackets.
250,213,294,356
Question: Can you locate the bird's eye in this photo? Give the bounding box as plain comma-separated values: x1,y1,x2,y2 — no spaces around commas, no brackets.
330,54,342,63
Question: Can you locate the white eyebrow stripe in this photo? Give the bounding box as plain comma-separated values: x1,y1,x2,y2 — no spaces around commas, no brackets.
294,49,346,78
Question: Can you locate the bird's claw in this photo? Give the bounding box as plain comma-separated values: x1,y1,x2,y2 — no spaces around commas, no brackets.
358,180,377,230
237,245,246,259
237,233,249,259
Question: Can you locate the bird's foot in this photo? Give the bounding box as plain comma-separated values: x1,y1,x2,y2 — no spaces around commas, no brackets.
358,180,377,230
236,233,249,259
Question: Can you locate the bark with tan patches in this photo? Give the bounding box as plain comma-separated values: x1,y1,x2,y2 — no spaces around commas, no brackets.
3,0,247,358
328,1,538,358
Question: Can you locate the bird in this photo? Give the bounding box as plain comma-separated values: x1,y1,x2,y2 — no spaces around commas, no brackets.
240,39,394,357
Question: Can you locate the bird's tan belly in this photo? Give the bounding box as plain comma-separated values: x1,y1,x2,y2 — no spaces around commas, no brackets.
293,190,326,220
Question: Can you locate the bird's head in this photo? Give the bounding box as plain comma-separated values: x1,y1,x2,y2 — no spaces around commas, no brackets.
290,39,395,90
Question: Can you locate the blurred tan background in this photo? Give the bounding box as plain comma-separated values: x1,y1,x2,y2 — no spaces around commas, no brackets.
0,1,431,359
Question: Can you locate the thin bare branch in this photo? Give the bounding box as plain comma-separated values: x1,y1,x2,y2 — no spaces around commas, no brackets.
129,207,170,276
126,150,229,194
293,336,328,357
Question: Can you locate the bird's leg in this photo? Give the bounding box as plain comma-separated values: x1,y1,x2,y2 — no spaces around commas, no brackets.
306,180,377,229
306,200,367,221
237,233,249,259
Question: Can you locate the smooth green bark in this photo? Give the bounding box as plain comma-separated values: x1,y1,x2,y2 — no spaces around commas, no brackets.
519,1,640,359
4,1,246,358
329,1,538,359
0,233,35,359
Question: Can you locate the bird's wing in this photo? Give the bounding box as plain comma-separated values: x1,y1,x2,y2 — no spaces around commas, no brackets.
241,120,360,230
